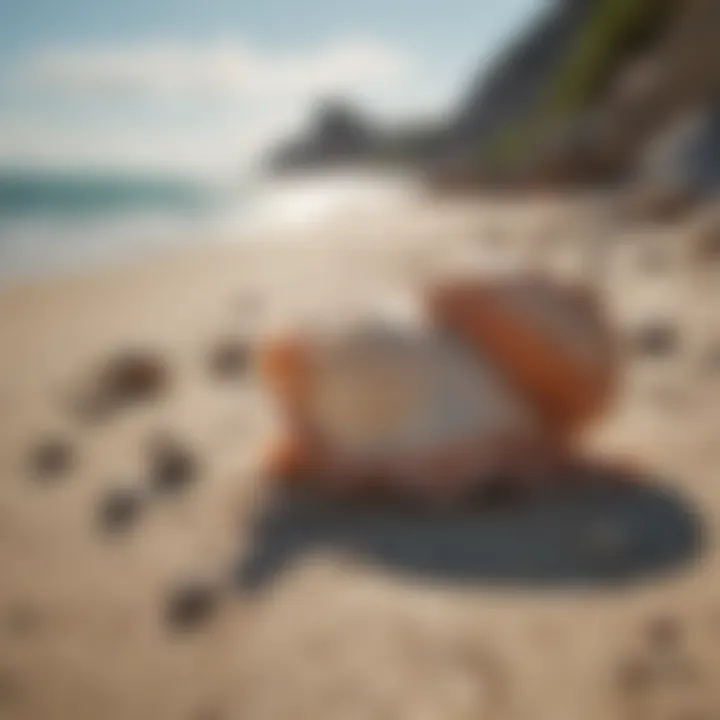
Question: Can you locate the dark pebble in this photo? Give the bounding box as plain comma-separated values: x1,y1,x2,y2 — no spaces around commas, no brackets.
29,439,74,482
632,322,679,358
645,614,682,651
165,581,219,631
72,351,170,423
208,339,250,380
103,352,168,403
98,488,143,534
149,438,198,495
616,657,655,694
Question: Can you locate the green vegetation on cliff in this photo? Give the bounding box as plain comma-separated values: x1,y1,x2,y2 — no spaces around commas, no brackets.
479,0,678,175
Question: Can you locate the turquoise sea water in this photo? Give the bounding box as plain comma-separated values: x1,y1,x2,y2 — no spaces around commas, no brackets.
0,168,246,282
0,167,417,284
0,171,216,220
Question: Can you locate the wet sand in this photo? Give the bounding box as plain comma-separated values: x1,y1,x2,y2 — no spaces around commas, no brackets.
1,194,720,719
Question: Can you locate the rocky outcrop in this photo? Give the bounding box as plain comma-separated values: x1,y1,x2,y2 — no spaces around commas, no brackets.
524,0,720,190
266,100,444,174
267,100,378,173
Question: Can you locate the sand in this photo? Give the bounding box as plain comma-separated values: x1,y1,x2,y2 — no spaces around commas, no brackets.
1,193,720,720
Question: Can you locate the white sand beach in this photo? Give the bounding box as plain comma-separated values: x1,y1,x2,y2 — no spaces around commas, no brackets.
1,192,720,720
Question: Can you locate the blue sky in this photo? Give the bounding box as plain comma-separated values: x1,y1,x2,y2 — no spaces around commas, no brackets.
0,0,544,173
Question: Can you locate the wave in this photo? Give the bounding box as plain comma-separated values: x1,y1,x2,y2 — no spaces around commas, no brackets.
0,167,417,284
0,169,221,220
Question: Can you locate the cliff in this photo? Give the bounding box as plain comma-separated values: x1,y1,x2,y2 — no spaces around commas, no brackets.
265,0,720,199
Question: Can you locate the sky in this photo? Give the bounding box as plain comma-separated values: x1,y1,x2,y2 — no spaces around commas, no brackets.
0,0,545,175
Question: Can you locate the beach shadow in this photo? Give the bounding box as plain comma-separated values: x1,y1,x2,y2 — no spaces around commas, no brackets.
234,467,705,592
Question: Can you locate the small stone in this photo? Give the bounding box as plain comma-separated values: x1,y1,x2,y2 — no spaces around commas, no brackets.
74,351,170,421
28,439,74,482
616,657,655,695
645,614,682,651
632,322,679,358
208,339,251,380
149,438,198,495
98,488,143,534
102,351,168,403
165,581,218,631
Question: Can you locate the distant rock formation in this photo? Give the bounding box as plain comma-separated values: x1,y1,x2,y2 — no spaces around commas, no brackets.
266,100,378,173
266,99,444,174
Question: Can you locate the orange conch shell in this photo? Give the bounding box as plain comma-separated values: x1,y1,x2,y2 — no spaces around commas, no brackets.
260,275,616,501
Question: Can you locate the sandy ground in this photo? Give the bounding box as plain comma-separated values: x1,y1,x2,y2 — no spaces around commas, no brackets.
1,194,720,720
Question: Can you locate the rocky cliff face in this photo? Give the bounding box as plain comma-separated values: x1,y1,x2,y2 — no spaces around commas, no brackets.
446,0,598,170
460,0,720,193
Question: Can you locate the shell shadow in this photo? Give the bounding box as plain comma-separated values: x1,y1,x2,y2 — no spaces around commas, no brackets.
235,468,705,592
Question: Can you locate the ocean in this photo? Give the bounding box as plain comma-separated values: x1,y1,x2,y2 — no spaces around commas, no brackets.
0,168,417,284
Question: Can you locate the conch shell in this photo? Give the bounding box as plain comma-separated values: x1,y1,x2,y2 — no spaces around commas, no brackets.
260,275,616,503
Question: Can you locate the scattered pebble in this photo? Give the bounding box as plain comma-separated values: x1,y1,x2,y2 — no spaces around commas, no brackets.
149,437,198,495
208,338,251,380
645,614,683,652
28,438,74,482
97,487,143,534
74,350,169,420
616,657,655,695
632,322,679,358
165,581,219,631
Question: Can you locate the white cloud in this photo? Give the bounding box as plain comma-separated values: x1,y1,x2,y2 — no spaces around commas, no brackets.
2,37,432,173
17,37,414,100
